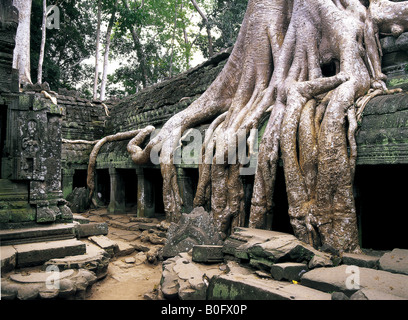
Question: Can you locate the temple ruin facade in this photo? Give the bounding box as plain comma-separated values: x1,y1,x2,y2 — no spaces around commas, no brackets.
1,0,408,301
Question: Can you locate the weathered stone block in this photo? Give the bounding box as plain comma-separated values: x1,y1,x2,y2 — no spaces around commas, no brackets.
89,235,118,257
301,265,408,299
1,268,97,300
162,207,222,259
75,222,108,238
1,245,16,273
207,273,331,300
379,248,408,275
0,223,77,246
342,252,380,269
224,228,332,269
114,239,136,257
13,239,86,267
270,262,308,282
66,187,90,213
192,245,224,263
44,241,110,280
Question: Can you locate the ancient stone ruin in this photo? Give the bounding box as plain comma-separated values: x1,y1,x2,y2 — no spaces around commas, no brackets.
1,0,408,302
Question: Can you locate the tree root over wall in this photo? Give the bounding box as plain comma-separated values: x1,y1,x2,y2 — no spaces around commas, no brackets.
83,0,408,253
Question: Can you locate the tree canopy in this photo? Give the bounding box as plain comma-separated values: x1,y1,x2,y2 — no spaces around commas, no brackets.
28,0,247,99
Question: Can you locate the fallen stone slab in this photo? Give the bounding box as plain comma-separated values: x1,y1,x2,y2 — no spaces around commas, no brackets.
0,223,77,246
350,288,406,300
207,273,331,300
140,230,167,245
44,241,110,279
379,248,408,276
223,228,332,269
342,252,380,269
75,222,108,238
1,268,97,300
301,265,408,299
13,239,86,268
72,214,90,224
1,246,16,273
270,262,308,282
89,235,118,257
161,252,225,300
136,222,158,231
114,239,136,257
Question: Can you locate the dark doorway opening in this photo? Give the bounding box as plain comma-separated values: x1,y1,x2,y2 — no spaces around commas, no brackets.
119,169,138,209
182,168,200,213
242,174,254,227
96,169,110,206
270,165,293,234
184,168,199,195
355,164,408,250
145,168,165,215
73,169,87,189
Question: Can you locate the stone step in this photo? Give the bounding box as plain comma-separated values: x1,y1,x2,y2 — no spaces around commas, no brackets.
75,222,108,238
12,239,86,268
89,235,119,257
1,268,97,300
44,240,110,280
0,223,77,246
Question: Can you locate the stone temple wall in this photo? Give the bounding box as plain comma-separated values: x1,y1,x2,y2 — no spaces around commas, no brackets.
1,0,73,228
59,33,408,224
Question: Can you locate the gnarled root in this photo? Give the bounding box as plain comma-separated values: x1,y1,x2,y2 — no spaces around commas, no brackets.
82,0,408,253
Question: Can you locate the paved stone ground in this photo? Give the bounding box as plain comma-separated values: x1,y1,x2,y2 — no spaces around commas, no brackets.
2,209,408,300
1,208,167,300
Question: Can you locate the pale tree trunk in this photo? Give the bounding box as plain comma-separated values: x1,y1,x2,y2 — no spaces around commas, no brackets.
169,1,178,77
122,0,148,88
93,0,102,100
100,1,118,101
181,1,190,69
13,0,33,86
37,0,47,84
190,0,213,57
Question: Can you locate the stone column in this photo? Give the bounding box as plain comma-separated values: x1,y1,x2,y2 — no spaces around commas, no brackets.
177,167,195,214
62,169,74,199
136,167,155,218
107,167,125,214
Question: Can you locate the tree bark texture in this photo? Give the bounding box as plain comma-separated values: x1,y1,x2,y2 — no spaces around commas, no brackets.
100,0,118,101
93,0,102,100
37,0,47,84
12,0,33,86
88,0,408,253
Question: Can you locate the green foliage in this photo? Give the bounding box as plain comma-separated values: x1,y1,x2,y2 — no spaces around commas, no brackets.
31,0,97,95
206,0,248,54
29,0,249,99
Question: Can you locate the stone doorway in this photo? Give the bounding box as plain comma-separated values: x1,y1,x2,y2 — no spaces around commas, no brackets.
144,168,165,216
121,169,138,210
73,169,87,189
96,169,110,206
355,164,408,250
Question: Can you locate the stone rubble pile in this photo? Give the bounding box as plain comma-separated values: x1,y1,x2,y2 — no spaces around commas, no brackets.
159,227,408,300
0,211,169,300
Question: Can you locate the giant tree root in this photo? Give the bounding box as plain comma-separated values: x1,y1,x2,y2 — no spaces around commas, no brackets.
85,0,408,253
